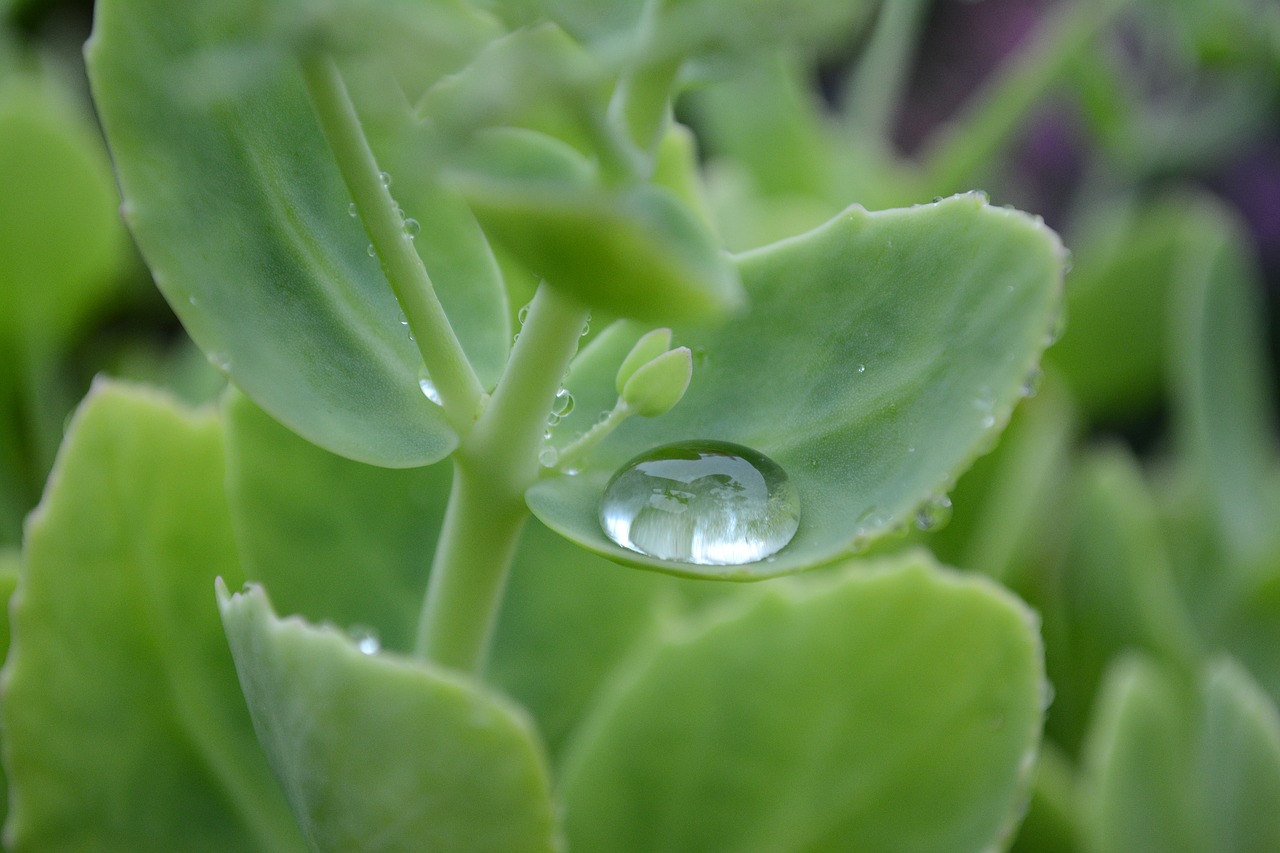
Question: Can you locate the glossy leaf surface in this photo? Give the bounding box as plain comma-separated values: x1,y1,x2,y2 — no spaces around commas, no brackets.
217,581,561,853
0,383,302,851
529,194,1066,578
559,553,1046,851
86,0,508,467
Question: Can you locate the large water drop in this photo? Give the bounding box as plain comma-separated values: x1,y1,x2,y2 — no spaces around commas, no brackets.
599,440,800,565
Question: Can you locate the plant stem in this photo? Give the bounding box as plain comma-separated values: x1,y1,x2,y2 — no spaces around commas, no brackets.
922,0,1124,193
554,399,631,472
414,283,590,671
299,53,486,433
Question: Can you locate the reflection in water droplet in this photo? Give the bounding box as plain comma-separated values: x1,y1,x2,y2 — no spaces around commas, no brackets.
552,388,574,418
517,303,530,325
418,367,442,405
349,624,380,655
915,495,953,531
403,218,420,239
599,440,800,565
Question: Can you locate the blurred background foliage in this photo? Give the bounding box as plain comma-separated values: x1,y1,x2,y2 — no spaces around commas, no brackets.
1,0,1279,849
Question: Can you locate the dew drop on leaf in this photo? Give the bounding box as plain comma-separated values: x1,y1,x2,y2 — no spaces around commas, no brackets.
348,624,380,655
403,217,420,239
367,243,376,257
538,446,559,468
348,202,358,217
418,367,442,405
599,440,800,565
552,388,574,418
914,495,953,531
379,171,392,188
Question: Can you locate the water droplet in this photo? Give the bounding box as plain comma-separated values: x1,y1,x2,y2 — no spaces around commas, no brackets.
367,243,376,257
856,363,866,374
552,388,574,418
932,196,943,203
348,202,358,217
580,318,591,337
349,624,380,655
379,171,392,188
188,295,197,306
981,414,996,429
418,367,442,405
915,495,953,531
517,303,530,325
1020,365,1043,398
538,446,558,468
403,218,420,239
599,440,801,565
1060,248,1074,274
1045,307,1068,346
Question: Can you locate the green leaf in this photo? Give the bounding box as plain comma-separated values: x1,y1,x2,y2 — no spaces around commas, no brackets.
86,0,508,467
559,553,1046,851
1168,197,1280,569
1082,655,1280,853
529,194,1066,579
0,549,17,828
1082,655,1205,853
1009,743,1084,853
222,389,448,654
217,581,562,853
0,381,302,851
454,134,743,323
0,71,126,354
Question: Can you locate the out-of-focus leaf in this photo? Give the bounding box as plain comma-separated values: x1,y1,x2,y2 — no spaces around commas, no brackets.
218,581,562,852
0,382,303,851
559,553,1046,851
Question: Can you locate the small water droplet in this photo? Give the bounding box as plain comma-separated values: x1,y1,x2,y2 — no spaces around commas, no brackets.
517,303,530,325
1060,248,1073,274
403,218,420,239
349,624,380,655
580,318,591,337
539,446,559,468
418,367,442,405
348,202,358,217
915,495,953,531
856,363,866,374
981,414,996,429
188,295,197,306
599,440,800,565
367,243,376,257
552,388,574,418
1020,365,1043,398
546,413,561,427
1045,307,1068,346
932,196,943,203
563,463,582,476
379,171,392,188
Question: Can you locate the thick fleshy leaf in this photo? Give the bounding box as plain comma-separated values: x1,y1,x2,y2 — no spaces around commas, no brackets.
559,553,1046,851
86,0,508,467
0,71,125,352
528,194,1066,579
223,389,447,653
217,581,561,853
1083,655,1280,853
0,382,303,851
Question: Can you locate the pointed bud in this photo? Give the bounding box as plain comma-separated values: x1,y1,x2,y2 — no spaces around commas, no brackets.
615,328,673,395
621,346,692,417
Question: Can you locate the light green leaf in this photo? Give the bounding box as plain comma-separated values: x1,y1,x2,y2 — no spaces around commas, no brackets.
1082,654,1280,853
559,553,1046,851
86,0,508,467
529,194,1066,579
1201,658,1280,852
0,381,302,851
1009,743,1083,853
1082,655,1204,853
217,581,561,853
0,71,125,354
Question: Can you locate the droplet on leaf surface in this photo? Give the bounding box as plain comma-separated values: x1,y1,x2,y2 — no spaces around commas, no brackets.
599,440,800,565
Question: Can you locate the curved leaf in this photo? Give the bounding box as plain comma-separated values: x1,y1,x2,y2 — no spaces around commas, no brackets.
528,194,1066,579
217,581,561,853
0,382,302,851
86,0,508,467
559,553,1046,852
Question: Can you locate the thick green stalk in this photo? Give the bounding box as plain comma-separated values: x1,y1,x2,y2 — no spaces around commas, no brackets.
299,53,486,432
414,284,590,671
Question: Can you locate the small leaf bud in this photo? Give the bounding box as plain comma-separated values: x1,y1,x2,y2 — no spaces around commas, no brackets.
621,346,693,418
615,328,673,395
